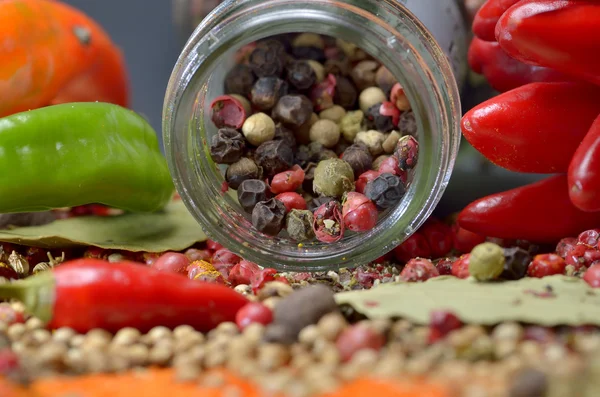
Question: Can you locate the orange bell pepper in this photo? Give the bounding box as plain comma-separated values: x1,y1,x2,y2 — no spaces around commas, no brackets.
0,0,129,117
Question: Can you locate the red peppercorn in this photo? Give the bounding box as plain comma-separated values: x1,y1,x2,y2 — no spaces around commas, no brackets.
336,324,385,362
399,258,439,282
428,310,463,344
556,237,577,258
251,268,277,294
270,165,305,194
420,219,454,259
379,101,401,127
583,264,600,288
275,192,307,212
151,252,191,275
564,244,589,271
356,268,381,288
187,260,228,284
356,170,380,194
342,192,378,232
451,254,471,279
0,304,24,326
184,248,213,262
210,95,247,129
390,83,410,111
453,224,487,254
310,74,337,111
377,156,407,184
527,254,566,278
393,232,432,263
435,258,454,276
212,248,243,277
228,260,261,286
235,302,273,330
0,264,19,281
206,239,224,251
578,229,600,247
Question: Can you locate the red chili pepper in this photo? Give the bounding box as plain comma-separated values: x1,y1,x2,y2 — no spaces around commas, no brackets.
496,0,600,86
458,175,600,243
0,259,248,333
568,115,600,212
461,82,600,173
467,37,572,92
472,0,522,41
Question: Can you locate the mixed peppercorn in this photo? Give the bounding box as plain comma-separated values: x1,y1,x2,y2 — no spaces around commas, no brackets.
209,33,419,243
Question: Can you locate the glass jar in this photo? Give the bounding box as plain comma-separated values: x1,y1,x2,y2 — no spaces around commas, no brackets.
163,0,464,272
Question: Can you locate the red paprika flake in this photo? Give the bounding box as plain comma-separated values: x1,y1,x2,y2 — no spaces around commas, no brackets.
210,95,247,129
313,201,345,243
393,232,432,263
342,192,378,232
310,74,337,111
399,258,439,282
527,254,566,278
228,260,261,286
451,254,471,279
270,165,305,194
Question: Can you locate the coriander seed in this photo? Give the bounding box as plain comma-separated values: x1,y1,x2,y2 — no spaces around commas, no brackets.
359,87,387,113
309,119,340,148
242,113,276,146
313,159,355,198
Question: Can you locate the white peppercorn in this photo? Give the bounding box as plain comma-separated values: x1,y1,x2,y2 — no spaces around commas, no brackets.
309,119,340,148
339,110,364,142
292,33,325,49
306,60,325,82
355,130,386,156
319,105,346,123
382,131,402,154
242,113,276,146
359,87,387,113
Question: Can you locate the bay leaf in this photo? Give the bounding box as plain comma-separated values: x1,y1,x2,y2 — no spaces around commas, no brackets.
335,275,600,326
0,200,206,252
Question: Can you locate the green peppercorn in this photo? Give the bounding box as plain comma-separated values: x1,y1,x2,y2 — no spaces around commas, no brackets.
312,158,355,198
469,242,506,282
286,209,315,242
339,110,364,142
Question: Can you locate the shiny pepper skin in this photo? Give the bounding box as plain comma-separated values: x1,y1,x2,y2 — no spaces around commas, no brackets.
435,258,454,276
355,170,380,194
459,175,600,243
577,229,600,248
461,82,600,174
336,324,385,362
228,260,261,286
453,225,487,254
420,219,454,259
235,302,273,330
399,258,439,282
393,232,431,263
568,115,600,212
583,264,600,288
342,192,378,232
496,0,600,86
472,0,521,41
270,165,305,194
275,192,307,212
527,254,566,278
452,254,471,279
556,237,577,259
250,268,289,294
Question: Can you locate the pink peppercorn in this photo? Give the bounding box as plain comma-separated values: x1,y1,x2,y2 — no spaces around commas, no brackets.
342,192,378,232
379,101,401,127
151,252,191,275
420,219,454,259
275,192,307,212
235,302,273,330
207,239,224,251
228,260,261,286
184,248,213,262
393,232,432,263
428,310,463,344
336,324,385,362
577,229,600,247
451,254,471,279
435,258,454,276
210,95,247,129
212,248,243,277
311,74,337,111
355,170,380,194
583,264,600,288
270,166,305,194
399,258,439,282
251,268,289,294
564,245,589,271
556,237,577,258
527,254,566,278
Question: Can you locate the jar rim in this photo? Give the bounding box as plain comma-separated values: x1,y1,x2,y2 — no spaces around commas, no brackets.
163,0,462,271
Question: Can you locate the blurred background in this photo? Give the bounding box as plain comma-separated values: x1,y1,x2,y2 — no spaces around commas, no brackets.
62,0,544,215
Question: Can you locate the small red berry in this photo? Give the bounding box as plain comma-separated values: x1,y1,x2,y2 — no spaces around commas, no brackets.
527,254,566,278
428,310,463,343
235,302,273,330
453,225,486,254
142,252,162,266
399,258,439,282
212,248,243,277
228,260,261,286
184,248,213,262
379,101,401,126
355,170,380,194
577,229,600,247
251,268,277,294
336,324,385,362
313,201,345,243
275,192,307,212
420,219,454,259
210,95,247,129
393,232,432,263
152,252,191,275
206,239,224,251
556,237,577,258
271,165,305,194
342,192,378,232
564,245,588,271
0,264,19,281
435,258,454,276
311,74,337,111
451,254,471,279
583,264,600,288
377,157,407,184
395,135,419,170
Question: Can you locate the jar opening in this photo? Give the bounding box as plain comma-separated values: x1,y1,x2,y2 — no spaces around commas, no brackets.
164,0,461,271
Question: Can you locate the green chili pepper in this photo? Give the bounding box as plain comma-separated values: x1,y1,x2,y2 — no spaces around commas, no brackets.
0,102,173,213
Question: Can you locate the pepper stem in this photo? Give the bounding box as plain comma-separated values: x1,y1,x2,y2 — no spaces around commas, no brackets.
0,272,55,324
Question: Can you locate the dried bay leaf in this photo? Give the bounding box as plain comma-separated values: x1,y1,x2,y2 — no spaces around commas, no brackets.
335,275,600,326
0,201,206,252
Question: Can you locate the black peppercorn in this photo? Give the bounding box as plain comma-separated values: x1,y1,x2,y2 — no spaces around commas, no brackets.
365,102,395,133
272,95,314,127
252,198,287,236
364,173,405,209
251,77,289,111
249,46,284,78
291,46,326,62
256,39,288,58
342,144,373,177
254,139,294,177
308,196,336,212
273,123,297,149
500,247,532,280
224,64,256,97
333,76,358,109
398,110,417,136
294,145,311,168
508,368,548,397
226,157,261,190
237,179,272,213
209,128,246,164
286,61,317,91
324,56,351,76
302,162,317,194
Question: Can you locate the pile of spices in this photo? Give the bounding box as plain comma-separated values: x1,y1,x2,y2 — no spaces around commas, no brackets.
209,33,420,243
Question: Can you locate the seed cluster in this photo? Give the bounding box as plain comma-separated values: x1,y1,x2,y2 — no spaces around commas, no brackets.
211,33,420,242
